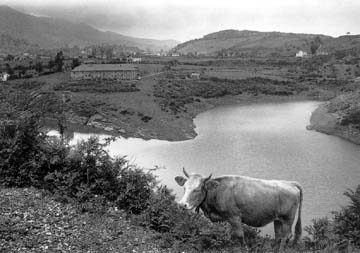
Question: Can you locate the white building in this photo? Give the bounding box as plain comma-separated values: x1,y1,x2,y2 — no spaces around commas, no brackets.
0,72,10,82
190,73,200,79
128,57,142,63
295,50,308,58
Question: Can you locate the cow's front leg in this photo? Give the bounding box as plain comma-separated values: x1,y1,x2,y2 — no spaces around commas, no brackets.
229,216,246,246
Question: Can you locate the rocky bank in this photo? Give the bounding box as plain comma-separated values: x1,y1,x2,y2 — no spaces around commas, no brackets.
309,91,360,145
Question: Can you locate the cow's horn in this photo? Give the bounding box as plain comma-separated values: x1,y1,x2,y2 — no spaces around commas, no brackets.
204,173,212,182
183,167,189,178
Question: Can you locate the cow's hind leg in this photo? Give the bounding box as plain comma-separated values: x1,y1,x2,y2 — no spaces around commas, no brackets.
274,220,293,252
273,220,282,252
229,216,246,246
280,221,292,250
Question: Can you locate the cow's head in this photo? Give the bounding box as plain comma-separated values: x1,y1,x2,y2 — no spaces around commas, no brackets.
175,168,219,210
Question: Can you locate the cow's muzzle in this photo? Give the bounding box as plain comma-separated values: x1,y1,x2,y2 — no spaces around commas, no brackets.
178,200,194,210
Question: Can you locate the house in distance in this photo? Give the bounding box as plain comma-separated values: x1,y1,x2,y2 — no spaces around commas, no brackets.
70,64,139,80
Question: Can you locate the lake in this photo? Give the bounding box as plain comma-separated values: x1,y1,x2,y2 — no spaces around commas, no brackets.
50,101,360,235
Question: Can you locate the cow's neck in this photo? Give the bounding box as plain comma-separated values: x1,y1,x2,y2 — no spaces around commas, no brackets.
198,190,225,222
195,190,208,213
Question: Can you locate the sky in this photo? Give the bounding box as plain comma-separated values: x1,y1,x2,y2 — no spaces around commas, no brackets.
1,0,360,42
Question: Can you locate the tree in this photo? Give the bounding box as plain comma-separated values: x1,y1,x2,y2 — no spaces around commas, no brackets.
54,51,64,72
48,60,55,70
105,48,113,59
34,62,43,73
71,58,80,69
5,63,13,75
310,36,322,55
91,47,97,58
4,54,14,61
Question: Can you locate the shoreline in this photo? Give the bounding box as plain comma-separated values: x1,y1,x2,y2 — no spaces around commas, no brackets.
308,102,360,145
49,93,325,142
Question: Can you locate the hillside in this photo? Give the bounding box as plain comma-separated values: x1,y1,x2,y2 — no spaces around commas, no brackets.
322,35,360,54
0,6,178,53
173,29,360,57
0,33,39,53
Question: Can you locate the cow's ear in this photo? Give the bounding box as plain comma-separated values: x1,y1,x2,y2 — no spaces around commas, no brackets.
175,176,187,186
204,180,219,191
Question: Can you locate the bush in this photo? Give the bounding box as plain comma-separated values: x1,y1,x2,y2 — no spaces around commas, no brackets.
0,114,50,187
333,186,360,246
0,116,156,214
304,186,360,251
115,166,156,214
304,217,337,250
341,109,360,128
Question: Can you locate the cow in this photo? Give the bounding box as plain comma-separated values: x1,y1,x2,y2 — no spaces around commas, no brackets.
175,168,303,251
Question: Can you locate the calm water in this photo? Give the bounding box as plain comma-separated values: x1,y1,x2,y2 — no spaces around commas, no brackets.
52,101,360,235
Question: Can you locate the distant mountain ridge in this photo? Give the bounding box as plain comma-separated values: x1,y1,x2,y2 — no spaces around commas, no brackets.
174,29,360,57
0,6,179,53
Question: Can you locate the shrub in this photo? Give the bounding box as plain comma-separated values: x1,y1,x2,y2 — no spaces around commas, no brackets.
115,166,156,214
304,217,337,250
44,136,118,200
333,186,360,246
0,116,156,214
340,109,360,128
304,186,360,251
0,113,50,187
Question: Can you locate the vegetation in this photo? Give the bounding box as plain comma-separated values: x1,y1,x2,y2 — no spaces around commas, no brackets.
325,91,360,130
0,115,359,252
154,76,307,114
54,80,140,93
303,187,360,251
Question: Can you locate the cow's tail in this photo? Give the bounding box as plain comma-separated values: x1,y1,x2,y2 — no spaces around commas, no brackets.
293,182,303,244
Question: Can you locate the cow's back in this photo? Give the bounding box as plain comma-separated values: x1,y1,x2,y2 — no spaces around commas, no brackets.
204,176,300,227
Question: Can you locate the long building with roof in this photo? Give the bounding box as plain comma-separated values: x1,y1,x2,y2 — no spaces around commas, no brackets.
70,64,139,80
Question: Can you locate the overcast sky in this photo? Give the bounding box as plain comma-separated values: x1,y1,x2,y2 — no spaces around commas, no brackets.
2,0,360,41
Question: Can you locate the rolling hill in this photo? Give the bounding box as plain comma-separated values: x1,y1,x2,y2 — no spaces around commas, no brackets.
0,6,179,53
173,29,360,57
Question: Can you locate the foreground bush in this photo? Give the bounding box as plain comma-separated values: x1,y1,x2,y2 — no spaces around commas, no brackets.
0,114,49,187
333,186,360,247
304,186,360,251
0,114,155,215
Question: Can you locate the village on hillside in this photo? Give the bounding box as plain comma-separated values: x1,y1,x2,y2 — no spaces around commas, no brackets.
0,44,185,82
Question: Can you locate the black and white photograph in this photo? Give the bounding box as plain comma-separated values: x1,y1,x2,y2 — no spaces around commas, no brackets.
0,0,360,252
